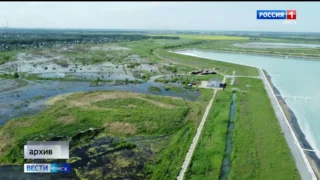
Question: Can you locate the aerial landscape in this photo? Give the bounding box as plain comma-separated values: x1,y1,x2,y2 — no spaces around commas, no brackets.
1,1,320,180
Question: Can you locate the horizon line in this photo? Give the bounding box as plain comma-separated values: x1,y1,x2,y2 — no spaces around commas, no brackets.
0,27,319,34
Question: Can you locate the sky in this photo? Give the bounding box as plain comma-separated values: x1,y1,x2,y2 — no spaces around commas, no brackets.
0,1,319,32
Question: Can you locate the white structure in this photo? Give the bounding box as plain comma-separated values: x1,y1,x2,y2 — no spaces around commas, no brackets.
207,78,221,88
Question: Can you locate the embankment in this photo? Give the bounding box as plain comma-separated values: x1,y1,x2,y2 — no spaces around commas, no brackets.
263,70,320,179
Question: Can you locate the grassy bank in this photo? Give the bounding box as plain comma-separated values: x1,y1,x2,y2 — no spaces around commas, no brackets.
148,88,212,180
155,49,259,76
186,90,233,180
229,77,300,180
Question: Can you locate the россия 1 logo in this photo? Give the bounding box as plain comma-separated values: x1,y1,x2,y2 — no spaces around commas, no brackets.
257,10,296,20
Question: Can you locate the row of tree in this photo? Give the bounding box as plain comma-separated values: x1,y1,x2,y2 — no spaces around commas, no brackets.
0,34,149,51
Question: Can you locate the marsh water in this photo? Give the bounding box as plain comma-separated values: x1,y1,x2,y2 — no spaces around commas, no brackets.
0,76,200,126
176,48,320,159
0,75,200,179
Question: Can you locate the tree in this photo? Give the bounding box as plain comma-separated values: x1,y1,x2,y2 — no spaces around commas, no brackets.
13,72,19,78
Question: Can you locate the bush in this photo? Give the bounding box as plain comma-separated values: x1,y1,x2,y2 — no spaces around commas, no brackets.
13,72,19,78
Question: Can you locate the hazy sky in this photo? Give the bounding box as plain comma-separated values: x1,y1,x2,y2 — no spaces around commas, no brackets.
0,2,319,32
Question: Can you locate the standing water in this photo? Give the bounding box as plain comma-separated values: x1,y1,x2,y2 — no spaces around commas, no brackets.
219,92,236,180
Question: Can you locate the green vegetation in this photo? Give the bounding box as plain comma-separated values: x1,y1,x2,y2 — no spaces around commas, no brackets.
0,34,304,179
155,49,258,76
186,90,233,180
126,62,141,68
162,65,178,73
164,84,186,92
13,72,19,78
54,60,69,67
155,74,223,86
148,89,212,180
0,89,213,180
121,39,201,62
0,91,187,164
111,140,137,150
229,78,300,180
0,51,18,65
185,77,300,180
1,73,145,84
148,86,162,93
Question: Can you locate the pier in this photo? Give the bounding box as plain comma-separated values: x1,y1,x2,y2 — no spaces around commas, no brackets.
275,94,313,101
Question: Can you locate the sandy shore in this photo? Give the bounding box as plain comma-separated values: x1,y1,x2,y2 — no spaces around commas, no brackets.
263,70,320,179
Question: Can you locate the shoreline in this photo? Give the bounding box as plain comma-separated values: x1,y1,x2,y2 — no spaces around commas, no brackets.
167,49,318,179
263,70,320,179
174,48,320,61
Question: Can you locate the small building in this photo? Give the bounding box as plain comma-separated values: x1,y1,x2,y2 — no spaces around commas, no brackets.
190,69,216,75
201,70,216,75
207,78,221,88
190,70,202,75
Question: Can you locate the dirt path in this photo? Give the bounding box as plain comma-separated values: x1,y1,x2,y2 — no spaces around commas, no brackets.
177,89,218,180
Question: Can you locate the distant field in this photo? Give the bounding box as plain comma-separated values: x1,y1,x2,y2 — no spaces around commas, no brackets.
149,34,249,40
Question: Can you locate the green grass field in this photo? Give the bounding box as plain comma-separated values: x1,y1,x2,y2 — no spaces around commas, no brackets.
184,77,300,180
229,78,300,180
155,49,259,76
186,90,233,180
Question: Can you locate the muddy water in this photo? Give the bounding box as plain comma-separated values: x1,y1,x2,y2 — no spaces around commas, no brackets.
219,92,236,180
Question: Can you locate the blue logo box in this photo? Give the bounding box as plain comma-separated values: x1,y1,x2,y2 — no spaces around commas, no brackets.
24,163,70,173
257,10,287,20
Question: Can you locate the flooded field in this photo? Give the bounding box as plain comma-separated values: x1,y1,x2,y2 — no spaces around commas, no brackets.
0,44,162,81
0,77,200,126
0,38,207,180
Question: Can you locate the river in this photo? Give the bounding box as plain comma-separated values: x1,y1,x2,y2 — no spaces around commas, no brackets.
175,49,320,159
